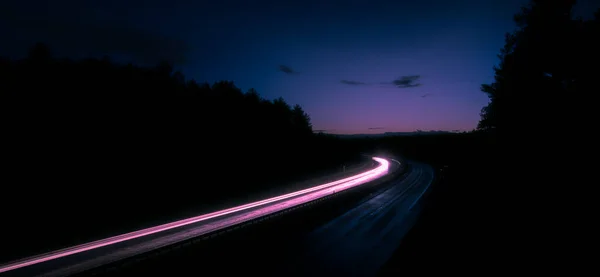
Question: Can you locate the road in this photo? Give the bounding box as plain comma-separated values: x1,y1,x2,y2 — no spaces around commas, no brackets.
98,160,435,277
0,157,390,277
278,161,435,277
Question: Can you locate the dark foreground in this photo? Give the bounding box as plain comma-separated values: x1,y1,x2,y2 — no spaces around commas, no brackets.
377,132,502,275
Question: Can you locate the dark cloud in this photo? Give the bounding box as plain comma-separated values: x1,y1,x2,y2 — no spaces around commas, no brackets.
421,93,433,98
340,80,367,85
391,75,422,88
368,127,385,130
314,129,334,133
278,65,298,74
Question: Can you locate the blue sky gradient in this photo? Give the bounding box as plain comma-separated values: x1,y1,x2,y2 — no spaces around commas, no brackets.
2,0,597,133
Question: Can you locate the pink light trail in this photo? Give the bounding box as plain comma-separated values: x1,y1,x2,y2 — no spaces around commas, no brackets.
0,157,390,274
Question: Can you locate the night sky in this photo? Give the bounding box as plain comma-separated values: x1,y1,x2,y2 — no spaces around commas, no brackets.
2,0,598,134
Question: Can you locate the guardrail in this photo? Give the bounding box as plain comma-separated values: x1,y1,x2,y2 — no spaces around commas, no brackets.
75,156,410,276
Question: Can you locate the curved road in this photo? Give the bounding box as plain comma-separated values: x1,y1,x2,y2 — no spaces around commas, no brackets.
279,161,435,277
111,160,435,277
0,157,391,277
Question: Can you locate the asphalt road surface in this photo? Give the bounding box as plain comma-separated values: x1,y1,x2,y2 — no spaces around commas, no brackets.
99,160,434,277
279,161,435,277
0,157,390,277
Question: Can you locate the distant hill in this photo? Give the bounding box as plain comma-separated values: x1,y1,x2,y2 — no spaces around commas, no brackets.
325,130,464,139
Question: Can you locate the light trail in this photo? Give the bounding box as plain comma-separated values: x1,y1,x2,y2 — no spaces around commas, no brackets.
0,157,390,274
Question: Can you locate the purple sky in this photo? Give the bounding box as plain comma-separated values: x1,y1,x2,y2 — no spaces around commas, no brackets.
2,0,598,134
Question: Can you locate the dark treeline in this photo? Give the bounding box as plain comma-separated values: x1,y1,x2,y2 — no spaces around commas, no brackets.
478,1,599,139
475,0,599,226
378,2,599,274
1,43,362,262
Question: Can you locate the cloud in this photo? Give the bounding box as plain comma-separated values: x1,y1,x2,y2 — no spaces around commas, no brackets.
368,127,385,130
421,93,433,98
314,129,334,133
391,75,422,88
278,65,298,74
340,80,367,85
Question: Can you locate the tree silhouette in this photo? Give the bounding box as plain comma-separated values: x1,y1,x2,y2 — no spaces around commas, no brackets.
27,42,52,63
292,104,313,137
2,42,361,232
478,1,599,134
